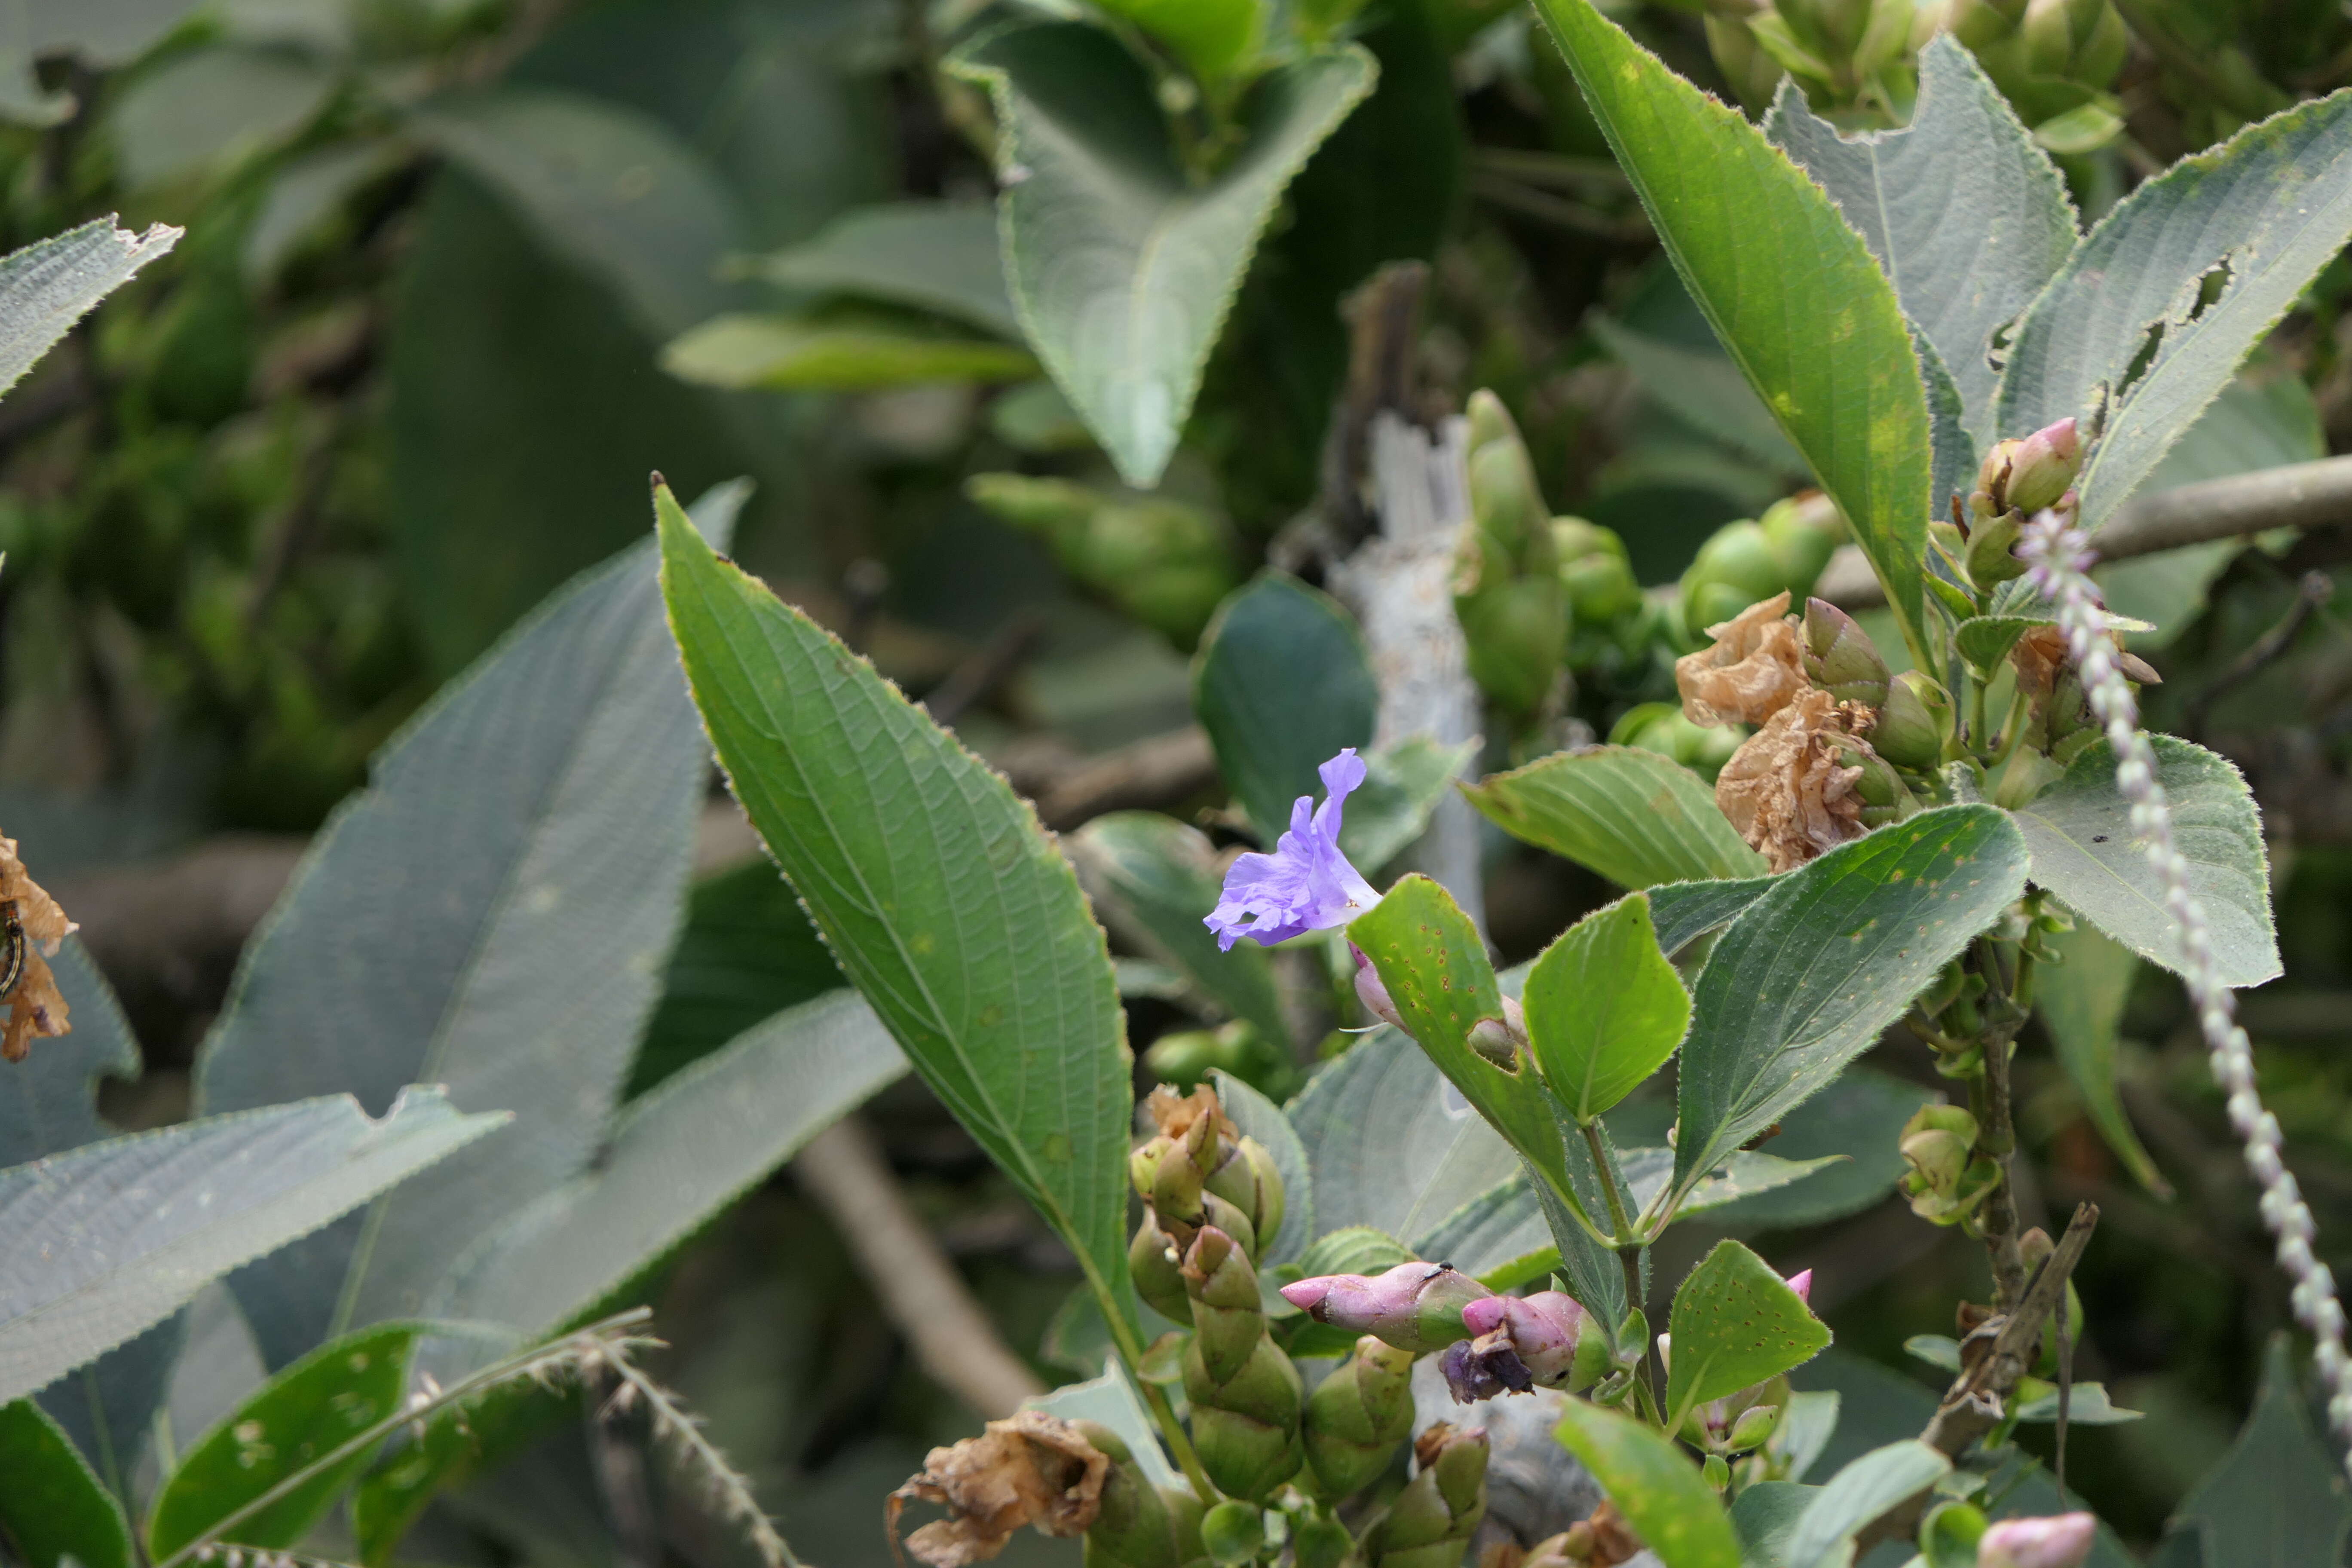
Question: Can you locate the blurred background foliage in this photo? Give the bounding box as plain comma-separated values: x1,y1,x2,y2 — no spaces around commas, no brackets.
16,0,2352,1557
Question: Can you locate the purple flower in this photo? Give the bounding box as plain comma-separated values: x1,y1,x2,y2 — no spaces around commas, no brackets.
1443,1293,1605,1403
1279,1262,1485,1353
1978,1513,2095,1568
1204,749,1380,952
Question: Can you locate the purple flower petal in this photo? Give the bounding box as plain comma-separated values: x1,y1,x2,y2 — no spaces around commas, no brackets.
1204,747,1381,950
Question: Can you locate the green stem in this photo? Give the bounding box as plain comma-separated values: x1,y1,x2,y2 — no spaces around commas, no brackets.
1970,671,1992,757
1583,1123,1665,1427
1986,683,2033,770
1582,1122,1636,1246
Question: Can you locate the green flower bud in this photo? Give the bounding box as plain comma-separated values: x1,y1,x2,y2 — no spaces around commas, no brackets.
1366,1427,1488,1568
1201,1502,1265,1565
1551,515,1625,566
1464,387,1521,457
1132,1216,1193,1324
1727,1403,1782,1452
1140,1087,1282,1262
1834,741,1915,826
1558,533,1642,626
1681,521,1786,640
1965,508,2028,586
1874,671,1952,770
1760,491,1845,596
1455,573,1567,719
1803,597,1891,706
1899,1104,2000,1227
1702,1452,1732,1492
1182,1227,1304,1500
967,475,1238,649
1302,1335,1417,1497
1077,1421,1210,1568
1146,1030,1222,1089
1291,1516,1354,1568
1457,391,1566,719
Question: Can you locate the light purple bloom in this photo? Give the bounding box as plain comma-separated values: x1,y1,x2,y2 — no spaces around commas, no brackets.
1978,1513,2095,1568
1204,749,1380,951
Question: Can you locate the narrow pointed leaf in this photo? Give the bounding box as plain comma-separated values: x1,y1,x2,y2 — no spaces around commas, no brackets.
657,486,1136,1326
0,218,180,397
198,488,738,1369
0,1089,505,1406
0,1399,134,1568
1524,894,1690,1122
748,200,1019,339
1672,806,2029,1200
1553,1400,1738,1568
2012,736,2278,989
950,24,1374,485
1767,39,2076,445
1529,0,1933,656
2037,923,2168,1195
2168,1337,2352,1565
1665,1240,1829,1423
1784,1441,1951,1568
1466,747,1765,888
1998,90,2352,527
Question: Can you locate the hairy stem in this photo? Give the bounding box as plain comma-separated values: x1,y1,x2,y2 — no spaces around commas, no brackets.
1583,1121,1661,1424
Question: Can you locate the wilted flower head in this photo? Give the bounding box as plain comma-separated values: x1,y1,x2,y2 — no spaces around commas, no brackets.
1440,1291,1602,1403
1713,689,1877,872
1978,1513,2096,1568
1675,590,1808,727
887,1411,1108,1568
0,833,73,1063
1204,750,1379,951
1280,1261,1485,1353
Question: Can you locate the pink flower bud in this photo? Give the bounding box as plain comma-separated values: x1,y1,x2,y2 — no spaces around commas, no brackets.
1785,1268,1812,1306
1278,1262,1484,1353
1351,944,1404,1032
2006,419,2082,515
1441,1293,1600,1402
1978,1513,2095,1568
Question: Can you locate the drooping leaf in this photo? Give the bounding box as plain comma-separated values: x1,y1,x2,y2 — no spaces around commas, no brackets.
435,991,907,1341
1286,1023,1520,1247
0,1399,134,1568
1467,748,1767,889
2166,1337,2352,1566
1072,813,1289,1048
949,24,1375,486
2037,923,2168,1195
1553,1400,1739,1568
661,313,1038,391
747,200,1019,338
1192,572,1378,840
1648,876,1779,958
1781,1441,1951,1568
1528,0,1934,658
147,1323,418,1558
2013,1379,2143,1424
1588,315,1807,478
1523,894,1691,1122
2012,736,2278,989
1664,1240,1830,1425
1997,89,2352,527
110,45,335,190
0,1089,504,1406
199,490,732,1370
1208,1070,1313,1266
1692,1067,1926,1232
1766,38,2076,446
1672,806,2030,1202
658,484,1137,1329
0,217,179,398
409,87,743,337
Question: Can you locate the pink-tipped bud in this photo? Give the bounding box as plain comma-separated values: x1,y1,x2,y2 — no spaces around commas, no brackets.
1785,1269,1813,1306
1441,1292,1602,1402
2006,419,2082,515
1279,1262,1485,1353
1351,944,1404,1032
1978,1513,2096,1568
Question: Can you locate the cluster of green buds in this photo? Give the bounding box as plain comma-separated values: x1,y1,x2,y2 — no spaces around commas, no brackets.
1703,0,1926,121
1455,390,1568,722
1897,1102,2002,1231
1076,1421,1213,1568
1142,1020,1292,1099
1798,598,1948,809
1609,701,1745,782
1948,417,2082,590
1676,492,1845,643
1553,516,1650,667
965,473,1241,650
1359,1425,1490,1568
1922,0,2131,150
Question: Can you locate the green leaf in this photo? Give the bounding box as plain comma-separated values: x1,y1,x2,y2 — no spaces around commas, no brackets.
1193,572,1378,839
1072,812,1289,1048
1344,737,1479,873
1589,315,1807,478
657,484,1137,1334
2037,923,2168,1196
1465,747,1767,888
1287,1024,1521,1248
354,1377,583,1566
1553,1400,1739,1568
2013,1380,2143,1424
1524,894,1692,1122
1783,1440,1951,1568
1649,876,1779,957
746,200,1019,338
0,1090,502,1406
409,87,743,336
1997,89,2352,527
1729,1481,1817,1568
110,45,334,190
1665,1240,1830,1425
2012,735,2279,989
434,991,907,1341
2167,1337,2352,1566
1765,38,2076,447
1672,806,2030,1203
148,1323,417,1558
1349,878,1575,1211
1291,1226,1415,1279
1094,0,1267,85
1694,1067,1925,1232
1528,0,1933,659
199,490,733,1369
949,24,1374,485
661,312,1038,391
0,218,179,398
1208,1071,1313,1266
0,1400,134,1568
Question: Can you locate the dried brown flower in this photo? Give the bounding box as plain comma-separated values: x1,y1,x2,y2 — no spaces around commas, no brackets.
1142,1082,1232,1145
1675,591,1808,727
1714,689,1876,873
0,833,73,1063
888,1411,1109,1568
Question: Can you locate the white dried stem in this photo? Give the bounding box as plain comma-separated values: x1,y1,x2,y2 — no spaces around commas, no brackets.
2021,510,2352,1476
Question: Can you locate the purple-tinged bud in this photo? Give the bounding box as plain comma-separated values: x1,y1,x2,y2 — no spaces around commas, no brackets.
1785,1269,1813,1307
1449,1292,1606,1400
1352,943,1404,1032
1279,1262,1485,1353
1978,1513,2096,1568
1803,598,1890,706
2006,419,2081,516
